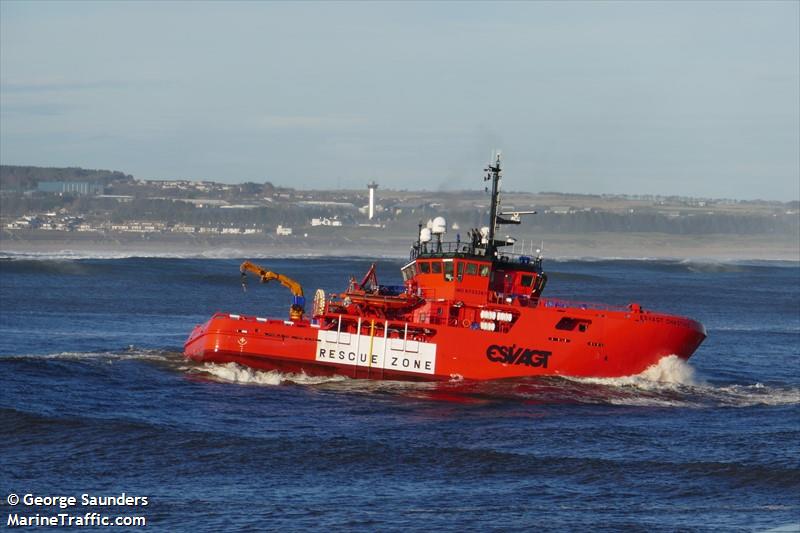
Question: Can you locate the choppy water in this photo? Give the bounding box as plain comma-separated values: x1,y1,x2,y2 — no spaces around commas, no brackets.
1,254,798,531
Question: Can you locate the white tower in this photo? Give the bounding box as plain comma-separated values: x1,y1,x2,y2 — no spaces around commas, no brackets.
367,181,378,220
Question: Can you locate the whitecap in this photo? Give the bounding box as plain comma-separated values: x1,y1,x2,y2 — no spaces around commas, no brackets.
566,355,799,408
193,362,348,386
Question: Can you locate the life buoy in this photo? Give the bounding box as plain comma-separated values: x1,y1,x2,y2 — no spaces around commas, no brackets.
462,319,471,328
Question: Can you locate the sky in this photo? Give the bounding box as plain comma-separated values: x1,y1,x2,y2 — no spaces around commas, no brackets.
1,1,798,201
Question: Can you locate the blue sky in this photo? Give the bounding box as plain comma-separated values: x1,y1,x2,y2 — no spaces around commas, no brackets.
1,1,798,200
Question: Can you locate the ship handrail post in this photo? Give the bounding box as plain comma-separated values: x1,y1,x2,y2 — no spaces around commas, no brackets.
382,320,389,379
355,317,362,378
367,319,376,378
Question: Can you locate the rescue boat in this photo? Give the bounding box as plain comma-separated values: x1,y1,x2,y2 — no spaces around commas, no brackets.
184,155,706,380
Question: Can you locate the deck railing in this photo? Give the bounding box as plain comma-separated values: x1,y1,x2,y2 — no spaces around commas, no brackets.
410,240,543,269
535,298,636,313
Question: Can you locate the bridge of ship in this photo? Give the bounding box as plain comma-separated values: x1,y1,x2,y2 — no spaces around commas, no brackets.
402,240,546,306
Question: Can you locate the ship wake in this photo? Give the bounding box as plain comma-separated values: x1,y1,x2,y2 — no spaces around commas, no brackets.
184,356,799,409
191,362,349,386
188,362,439,393
562,356,799,408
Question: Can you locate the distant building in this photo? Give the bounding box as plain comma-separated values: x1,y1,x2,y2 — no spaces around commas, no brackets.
96,194,134,202
38,181,102,195
276,225,293,236
311,217,343,227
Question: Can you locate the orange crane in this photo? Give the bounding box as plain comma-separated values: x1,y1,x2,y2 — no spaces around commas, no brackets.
240,261,305,320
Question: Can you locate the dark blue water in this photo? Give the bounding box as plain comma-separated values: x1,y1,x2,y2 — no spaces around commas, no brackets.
1,254,798,531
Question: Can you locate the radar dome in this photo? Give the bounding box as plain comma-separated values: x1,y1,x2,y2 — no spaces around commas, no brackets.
432,216,447,235
419,227,432,243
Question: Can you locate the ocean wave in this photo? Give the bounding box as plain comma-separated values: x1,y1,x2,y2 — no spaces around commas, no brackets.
192,362,349,386
0,347,181,363
188,362,441,394
707,324,800,334
0,249,190,260
3,249,796,265
182,356,799,408
566,356,800,408
566,355,701,389
0,249,408,261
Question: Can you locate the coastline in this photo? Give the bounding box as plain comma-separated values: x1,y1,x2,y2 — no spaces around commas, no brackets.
2,230,798,262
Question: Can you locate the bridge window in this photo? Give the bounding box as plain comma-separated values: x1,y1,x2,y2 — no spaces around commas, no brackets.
419,261,430,274
520,274,533,287
466,263,478,275
457,262,464,281
431,262,442,274
444,261,454,281
401,265,416,281
479,265,490,277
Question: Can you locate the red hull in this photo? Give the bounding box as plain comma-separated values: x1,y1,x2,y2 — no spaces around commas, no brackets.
184,301,706,381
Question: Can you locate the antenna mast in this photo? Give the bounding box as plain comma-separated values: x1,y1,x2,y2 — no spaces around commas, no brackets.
484,152,502,257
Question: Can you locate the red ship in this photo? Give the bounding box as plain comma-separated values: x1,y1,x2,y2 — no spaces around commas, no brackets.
184,155,706,380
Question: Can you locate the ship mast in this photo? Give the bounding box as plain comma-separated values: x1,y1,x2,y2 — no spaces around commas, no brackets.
483,153,536,258
484,152,502,257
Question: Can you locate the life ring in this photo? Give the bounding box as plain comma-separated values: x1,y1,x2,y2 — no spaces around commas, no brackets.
462,319,471,328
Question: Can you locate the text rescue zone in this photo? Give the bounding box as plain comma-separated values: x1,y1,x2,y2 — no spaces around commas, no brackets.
316,334,436,374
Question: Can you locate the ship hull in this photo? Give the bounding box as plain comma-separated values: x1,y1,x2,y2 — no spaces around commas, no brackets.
184,306,706,381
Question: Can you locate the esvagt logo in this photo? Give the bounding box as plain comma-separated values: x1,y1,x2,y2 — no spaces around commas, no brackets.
486,344,552,368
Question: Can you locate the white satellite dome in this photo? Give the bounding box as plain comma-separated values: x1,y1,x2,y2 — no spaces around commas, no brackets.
432,216,447,235
419,227,432,243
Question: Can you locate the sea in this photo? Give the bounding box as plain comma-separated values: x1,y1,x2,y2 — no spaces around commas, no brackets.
1,252,798,532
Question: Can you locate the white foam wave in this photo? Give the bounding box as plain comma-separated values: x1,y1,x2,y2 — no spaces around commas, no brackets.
191,357,800,408
567,356,800,408
569,355,700,389
191,363,440,395
196,362,348,386
706,383,800,407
